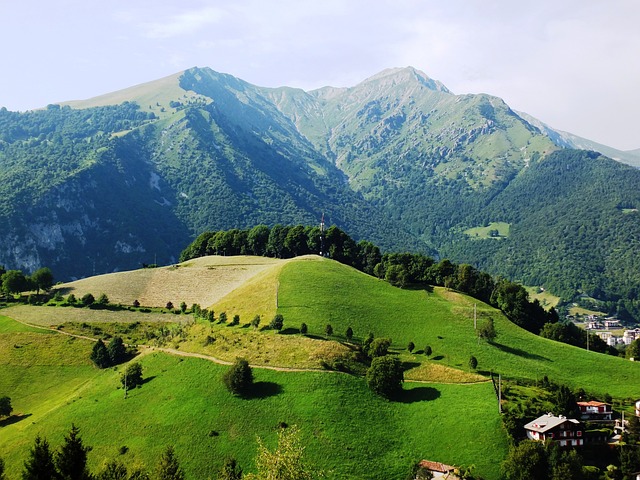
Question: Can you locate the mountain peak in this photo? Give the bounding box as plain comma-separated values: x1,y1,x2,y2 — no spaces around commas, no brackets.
360,67,451,94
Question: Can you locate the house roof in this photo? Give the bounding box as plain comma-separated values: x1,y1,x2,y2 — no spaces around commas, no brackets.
524,413,581,433
577,401,610,407
419,460,456,473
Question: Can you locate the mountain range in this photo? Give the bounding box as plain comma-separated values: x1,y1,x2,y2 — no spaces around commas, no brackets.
2,66,640,318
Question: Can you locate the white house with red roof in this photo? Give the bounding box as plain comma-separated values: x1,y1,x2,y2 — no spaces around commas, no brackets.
524,413,584,447
577,401,612,421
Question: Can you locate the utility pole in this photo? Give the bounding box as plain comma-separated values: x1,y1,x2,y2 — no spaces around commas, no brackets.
474,303,477,330
498,374,502,414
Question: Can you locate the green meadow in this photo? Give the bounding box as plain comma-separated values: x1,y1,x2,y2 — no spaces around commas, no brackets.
0,316,505,479
2,255,639,479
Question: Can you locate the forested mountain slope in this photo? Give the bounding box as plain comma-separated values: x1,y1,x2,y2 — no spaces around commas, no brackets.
1,66,639,319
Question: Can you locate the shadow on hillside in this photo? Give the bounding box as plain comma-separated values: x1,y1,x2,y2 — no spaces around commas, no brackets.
141,375,157,385
402,361,421,371
395,386,440,404
247,381,283,399
0,413,32,427
431,355,445,361
492,342,551,362
279,328,300,335
405,284,434,293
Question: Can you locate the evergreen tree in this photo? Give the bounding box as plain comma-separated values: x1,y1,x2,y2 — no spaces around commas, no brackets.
90,339,111,368
251,315,261,329
469,356,478,370
107,337,126,365
270,314,284,332
424,345,432,357
345,327,354,341
407,341,415,353
156,446,184,480
300,323,308,335
325,324,333,337
22,435,57,480
81,293,95,307
56,424,92,480
96,293,109,306
223,358,254,397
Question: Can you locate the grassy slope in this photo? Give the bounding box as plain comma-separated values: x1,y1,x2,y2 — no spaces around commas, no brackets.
3,255,639,478
0,318,504,479
270,257,638,397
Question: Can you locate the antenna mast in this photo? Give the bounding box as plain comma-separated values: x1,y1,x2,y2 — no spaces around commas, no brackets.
319,213,325,256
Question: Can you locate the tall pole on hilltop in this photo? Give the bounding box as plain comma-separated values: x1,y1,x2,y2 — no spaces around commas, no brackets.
319,213,325,257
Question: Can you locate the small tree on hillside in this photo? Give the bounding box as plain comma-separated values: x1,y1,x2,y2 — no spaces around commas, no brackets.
325,324,333,337
369,338,391,358
67,294,77,304
156,446,184,480
223,358,254,397
121,363,143,390
478,318,497,343
218,312,228,324
300,323,308,335
0,396,12,417
407,341,415,353
366,356,404,398
425,345,432,357
81,293,95,307
270,314,284,332
232,314,240,326
180,302,187,313
345,327,354,341
90,339,111,368
166,301,174,310
107,337,127,365
31,267,54,294
97,293,109,306
251,315,261,329
469,356,478,370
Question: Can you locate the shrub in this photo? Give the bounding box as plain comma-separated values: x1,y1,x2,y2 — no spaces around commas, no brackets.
270,314,284,332
223,358,253,396
366,356,404,398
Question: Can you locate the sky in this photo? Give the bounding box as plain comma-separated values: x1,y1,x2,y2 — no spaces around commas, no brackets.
1,0,638,151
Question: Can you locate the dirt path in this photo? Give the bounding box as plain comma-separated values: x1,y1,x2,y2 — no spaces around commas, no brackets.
5,314,489,383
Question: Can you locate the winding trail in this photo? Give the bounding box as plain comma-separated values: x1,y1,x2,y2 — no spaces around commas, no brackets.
6,314,490,385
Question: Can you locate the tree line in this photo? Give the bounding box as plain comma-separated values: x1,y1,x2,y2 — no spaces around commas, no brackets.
181,225,559,335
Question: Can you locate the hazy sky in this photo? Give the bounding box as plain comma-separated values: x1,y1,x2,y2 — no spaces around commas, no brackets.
1,0,638,150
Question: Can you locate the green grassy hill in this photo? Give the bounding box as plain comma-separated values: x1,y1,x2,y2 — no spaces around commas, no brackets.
1,255,639,479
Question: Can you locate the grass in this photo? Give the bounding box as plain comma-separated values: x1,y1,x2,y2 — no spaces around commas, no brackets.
525,286,561,310
464,222,511,239
0,344,506,480
56,255,281,309
4,255,640,478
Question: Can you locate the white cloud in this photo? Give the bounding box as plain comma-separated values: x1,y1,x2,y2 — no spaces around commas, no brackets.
141,6,225,39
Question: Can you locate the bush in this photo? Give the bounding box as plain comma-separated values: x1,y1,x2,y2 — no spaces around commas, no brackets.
121,363,143,390
270,314,284,332
366,356,404,398
300,323,308,334
251,315,261,329
81,293,95,307
223,358,253,396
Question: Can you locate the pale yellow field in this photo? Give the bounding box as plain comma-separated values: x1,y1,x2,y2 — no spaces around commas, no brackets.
57,255,285,309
